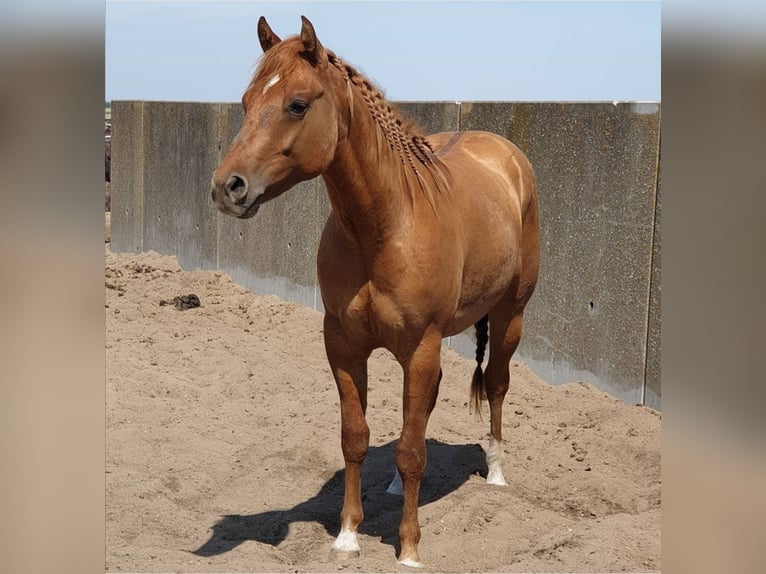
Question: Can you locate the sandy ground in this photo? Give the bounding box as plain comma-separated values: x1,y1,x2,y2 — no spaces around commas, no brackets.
105,245,661,573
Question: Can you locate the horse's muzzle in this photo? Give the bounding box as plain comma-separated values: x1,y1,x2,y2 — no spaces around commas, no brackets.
211,171,264,218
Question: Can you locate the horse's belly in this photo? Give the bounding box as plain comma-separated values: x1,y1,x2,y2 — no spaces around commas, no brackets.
444,278,512,336
444,237,521,336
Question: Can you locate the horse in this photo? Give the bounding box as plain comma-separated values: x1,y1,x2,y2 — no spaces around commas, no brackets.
211,16,540,568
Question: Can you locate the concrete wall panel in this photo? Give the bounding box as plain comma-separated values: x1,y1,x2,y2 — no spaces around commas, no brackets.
398,101,460,136
141,102,220,271
217,179,322,310
110,101,144,252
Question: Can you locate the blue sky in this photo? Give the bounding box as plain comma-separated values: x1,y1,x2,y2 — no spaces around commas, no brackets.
105,1,661,103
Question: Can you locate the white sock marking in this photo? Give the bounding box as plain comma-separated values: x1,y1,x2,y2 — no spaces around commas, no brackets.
332,527,360,553
486,436,508,486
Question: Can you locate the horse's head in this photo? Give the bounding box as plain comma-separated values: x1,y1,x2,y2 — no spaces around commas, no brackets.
211,16,341,219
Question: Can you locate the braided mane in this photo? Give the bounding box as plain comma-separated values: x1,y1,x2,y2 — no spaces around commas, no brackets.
252,38,449,207
326,50,449,206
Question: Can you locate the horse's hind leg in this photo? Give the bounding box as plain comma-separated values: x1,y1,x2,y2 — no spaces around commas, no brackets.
324,314,371,557
482,308,525,485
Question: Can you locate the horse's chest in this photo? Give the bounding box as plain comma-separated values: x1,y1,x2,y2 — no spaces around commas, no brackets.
325,276,433,358
318,219,454,350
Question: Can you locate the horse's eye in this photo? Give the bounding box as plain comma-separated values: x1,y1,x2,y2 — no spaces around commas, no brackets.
287,99,309,117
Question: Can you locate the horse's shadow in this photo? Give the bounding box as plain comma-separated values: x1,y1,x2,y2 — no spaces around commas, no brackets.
194,439,487,557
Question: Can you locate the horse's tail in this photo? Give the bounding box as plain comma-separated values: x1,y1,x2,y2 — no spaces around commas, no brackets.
470,315,489,416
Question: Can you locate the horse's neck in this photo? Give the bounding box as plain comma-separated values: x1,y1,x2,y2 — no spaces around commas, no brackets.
322,99,414,250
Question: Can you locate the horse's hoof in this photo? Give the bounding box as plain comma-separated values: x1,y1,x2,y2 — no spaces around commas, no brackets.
486,471,508,486
397,557,424,568
330,548,361,560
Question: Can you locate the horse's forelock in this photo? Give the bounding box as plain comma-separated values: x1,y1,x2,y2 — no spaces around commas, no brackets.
250,37,307,91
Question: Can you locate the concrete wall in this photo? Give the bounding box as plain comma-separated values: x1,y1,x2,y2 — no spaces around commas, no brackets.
111,100,661,409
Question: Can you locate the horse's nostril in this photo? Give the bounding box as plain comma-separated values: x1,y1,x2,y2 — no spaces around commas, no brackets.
223,174,248,205
224,174,248,205
226,175,246,194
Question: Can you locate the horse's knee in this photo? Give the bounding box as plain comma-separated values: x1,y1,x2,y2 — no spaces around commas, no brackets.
395,438,426,480
341,425,369,464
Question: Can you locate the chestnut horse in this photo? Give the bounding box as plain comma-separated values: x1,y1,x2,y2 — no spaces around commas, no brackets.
211,16,539,568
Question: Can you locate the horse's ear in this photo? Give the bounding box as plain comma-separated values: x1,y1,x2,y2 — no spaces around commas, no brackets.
258,16,281,52
300,15,326,66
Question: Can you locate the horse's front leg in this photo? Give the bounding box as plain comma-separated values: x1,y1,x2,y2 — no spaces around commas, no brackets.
396,333,442,568
324,314,371,557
